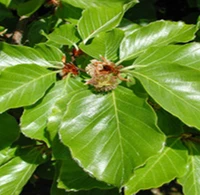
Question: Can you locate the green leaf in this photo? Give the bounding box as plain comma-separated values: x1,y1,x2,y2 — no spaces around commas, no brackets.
0,113,19,149
62,0,138,9
0,4,12,21
78,6,124,44
0,42,56,70
0,148,44,195
157,109,183,136
58,155,110,190
124,138,188,195
34,43,64,67
0,65,56,113
56,2,82,24
59,86,165,186
21,80,66,143
27,19,49,46
0,147,17,166
47,78,87,159
118,19,140,36
17,0,45,17
119,20,197,63
0,26,5,33
0,0,11,7
35,161,55,180
65,188,120,195
134,43,200,70
43,24,80,48
133,63,200,130
47,78,87,143
80,29,124,61
178,141,200,195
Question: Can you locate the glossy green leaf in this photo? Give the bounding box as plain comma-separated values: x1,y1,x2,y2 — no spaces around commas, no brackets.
0,113,19,149
80,29,124,61
47,78,87,142
0,0,11,7
47,78,87,159
78,6,124,44
118,20,140,36
58,156,110,190
34,44,64,67
0,148,44,195
0,65,56,113
133,63,200,130
0,26,5,32
17,0,45,17
62,0,138,9
178,141,200,195
43,24,80,48
134,43,200,70
0,42,56,70
119,20,197,63
124,138,188,195
0,147,17,166
21,80,66,143
59,86,165,186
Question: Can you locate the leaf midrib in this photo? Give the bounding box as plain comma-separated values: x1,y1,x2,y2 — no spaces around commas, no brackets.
112,91,124,183
82,10,123,44
120,23,195,62
1,70,55,101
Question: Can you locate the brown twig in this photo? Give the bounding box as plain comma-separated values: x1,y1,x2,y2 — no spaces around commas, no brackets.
12,16,30,45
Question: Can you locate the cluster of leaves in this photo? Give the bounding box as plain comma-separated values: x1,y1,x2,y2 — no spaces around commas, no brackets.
0,0,200,194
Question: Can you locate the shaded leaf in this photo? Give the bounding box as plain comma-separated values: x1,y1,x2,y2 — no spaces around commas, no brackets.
56,2,82,24
124,138,188,195
0,148,44,195
58,155,111,190
21,80,66,143
43,24,80,48
67,188,120,195
133,63,200,130
78,6,124,44
59,86,165,186
0,113,19,149
157,109,183,136
0,65,56,113
134,43,200,70
66,188,120,195
119,20,197,63
0,3,12,21
27,20,49,46
178,141,200,195
0,42,56,70
17,0,45,16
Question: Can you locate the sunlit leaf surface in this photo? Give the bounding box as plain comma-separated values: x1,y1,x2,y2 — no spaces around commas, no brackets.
59,86,165,186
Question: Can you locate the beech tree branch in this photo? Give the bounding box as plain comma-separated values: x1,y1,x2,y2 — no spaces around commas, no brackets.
12,16,29,45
